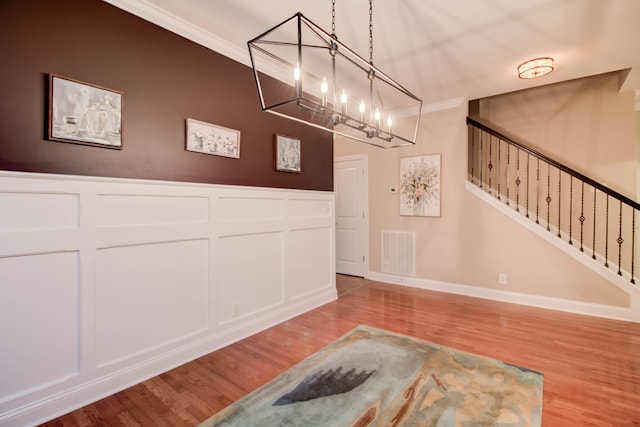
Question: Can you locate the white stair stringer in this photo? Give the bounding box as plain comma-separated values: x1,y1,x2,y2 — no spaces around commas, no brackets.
465,180,640,323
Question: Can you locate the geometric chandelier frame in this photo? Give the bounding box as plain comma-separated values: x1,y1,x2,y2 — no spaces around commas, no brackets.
248,12,422,148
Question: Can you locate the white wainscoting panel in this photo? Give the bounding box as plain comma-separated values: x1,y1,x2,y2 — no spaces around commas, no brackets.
288,198,332,218
217,196,283,221
288,227,333,300
217,232,284,322
0,172,336,427
95,239,210,367
0,252,79,402
0,192,78,231
96,194,209,226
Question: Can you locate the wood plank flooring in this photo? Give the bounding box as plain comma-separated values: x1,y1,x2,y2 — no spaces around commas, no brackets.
42,277,640,426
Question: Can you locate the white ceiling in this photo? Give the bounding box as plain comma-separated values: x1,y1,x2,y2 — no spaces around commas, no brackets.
106,0,640,109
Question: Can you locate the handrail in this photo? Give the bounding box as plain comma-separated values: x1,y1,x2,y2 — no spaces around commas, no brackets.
467,115,637,285
467,116,640,210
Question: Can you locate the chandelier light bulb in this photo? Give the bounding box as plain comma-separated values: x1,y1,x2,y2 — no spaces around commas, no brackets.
320,77,328,106
359,100,366,122
341,89,348,115
293,64,301,81
321,78,328,93
386,115,393,132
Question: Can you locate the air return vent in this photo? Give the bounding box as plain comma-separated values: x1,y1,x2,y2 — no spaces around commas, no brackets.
381,230,416,277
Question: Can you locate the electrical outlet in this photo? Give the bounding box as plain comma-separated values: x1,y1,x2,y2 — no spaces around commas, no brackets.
233,302,240,316
498,274,507,285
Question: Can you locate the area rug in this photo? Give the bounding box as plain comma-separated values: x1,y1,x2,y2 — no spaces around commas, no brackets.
199,325,543,426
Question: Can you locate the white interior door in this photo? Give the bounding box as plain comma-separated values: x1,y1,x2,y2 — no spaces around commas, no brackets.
334,156,367,277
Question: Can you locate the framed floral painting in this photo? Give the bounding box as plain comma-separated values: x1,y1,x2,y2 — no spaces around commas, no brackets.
400,154,441,217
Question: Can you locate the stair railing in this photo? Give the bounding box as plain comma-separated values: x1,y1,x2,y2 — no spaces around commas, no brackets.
467,116,638,285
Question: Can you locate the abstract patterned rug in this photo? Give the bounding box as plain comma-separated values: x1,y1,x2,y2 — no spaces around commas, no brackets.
199,325,543,426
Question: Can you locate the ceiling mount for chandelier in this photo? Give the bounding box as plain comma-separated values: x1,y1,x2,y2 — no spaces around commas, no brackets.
247,0,422,148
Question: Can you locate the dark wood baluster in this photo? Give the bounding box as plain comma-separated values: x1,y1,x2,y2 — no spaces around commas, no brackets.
578,181,585,251
617,200,623,276
497,138,501,200
479,130,483,189
469,126,475,182
632,209,636,284
546,164,551,232
605,195,609,268
568,177,573,245
536,158,540,225
525,154,530,218
506,144,510,206
557,172,562,238
488,135,493,194
515,148,521,212
592,188,597,260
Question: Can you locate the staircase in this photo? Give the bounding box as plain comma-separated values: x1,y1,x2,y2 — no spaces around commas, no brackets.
466,116,639,319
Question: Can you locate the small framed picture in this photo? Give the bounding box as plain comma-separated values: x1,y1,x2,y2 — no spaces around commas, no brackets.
48,74,123,149
274,134,301,173
186,118,240,159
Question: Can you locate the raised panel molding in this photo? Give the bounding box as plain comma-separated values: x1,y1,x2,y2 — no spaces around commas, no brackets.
288,227,333,300
0,252,79,403
288,198,332,218
0,171,336,427
218,232,284,322
0,192,78,231
96,194,209,226
216,196,283,222
95,239,210,367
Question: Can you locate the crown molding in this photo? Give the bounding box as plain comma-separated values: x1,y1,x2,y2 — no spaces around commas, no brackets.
103,1,467,117
102,0,250,67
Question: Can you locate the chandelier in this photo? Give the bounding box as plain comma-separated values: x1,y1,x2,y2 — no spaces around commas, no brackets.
247,0,422,148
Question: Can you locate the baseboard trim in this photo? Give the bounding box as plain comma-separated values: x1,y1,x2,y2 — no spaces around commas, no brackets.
366,271,633,323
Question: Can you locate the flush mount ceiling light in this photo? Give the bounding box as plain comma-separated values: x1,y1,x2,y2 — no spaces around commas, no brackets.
518,57,554,79
247,0,422,148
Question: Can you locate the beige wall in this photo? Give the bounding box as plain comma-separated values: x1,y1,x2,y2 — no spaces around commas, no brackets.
335,74,636,307
479,72,637,198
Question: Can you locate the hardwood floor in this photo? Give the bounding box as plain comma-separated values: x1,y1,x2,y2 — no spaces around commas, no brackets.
335,273,374,296
42,278,640,426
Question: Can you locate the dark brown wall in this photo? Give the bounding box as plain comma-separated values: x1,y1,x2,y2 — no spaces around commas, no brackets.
0,0,333,191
